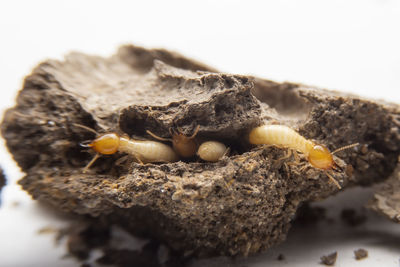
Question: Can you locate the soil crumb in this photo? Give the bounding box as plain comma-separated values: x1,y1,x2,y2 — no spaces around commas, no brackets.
340,208,367,227
320,251,337,266
354,248,368,260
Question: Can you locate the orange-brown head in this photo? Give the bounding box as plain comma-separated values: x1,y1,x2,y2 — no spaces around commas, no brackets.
172,132,198,158
88,133,120,155
308,144,334,170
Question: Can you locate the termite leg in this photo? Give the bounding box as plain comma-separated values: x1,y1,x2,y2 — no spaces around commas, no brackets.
284,150,301,176
325,171,341,189
83,153,101,173
277,149,293,162
260,144,274,150
116,154,145,166
297,162,310,172
131,152,144,165
284,162,290,175
293,150,300,164
146,130,172,142
273,149,292,169
221,147,231,159
114,155,130,166
332,162,343,172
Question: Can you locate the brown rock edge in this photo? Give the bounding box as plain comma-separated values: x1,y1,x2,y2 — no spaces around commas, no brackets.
1,45,399,257
368,161,400,222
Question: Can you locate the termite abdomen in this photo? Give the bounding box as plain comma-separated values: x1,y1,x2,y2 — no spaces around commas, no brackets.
197,141,228,162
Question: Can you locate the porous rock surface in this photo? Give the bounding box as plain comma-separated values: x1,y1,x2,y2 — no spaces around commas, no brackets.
1,45,399,257
368,161,400,223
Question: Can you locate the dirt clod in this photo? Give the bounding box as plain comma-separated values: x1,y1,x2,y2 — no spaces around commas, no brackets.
354,248,368,260
320,251,337,266
1,44,399,257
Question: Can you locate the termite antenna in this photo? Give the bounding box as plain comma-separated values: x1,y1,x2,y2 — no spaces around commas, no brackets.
83,153,101,173
188,125,200,139
332,143,359,155
73,123,99,135
146,130,172,142
325,171,341,189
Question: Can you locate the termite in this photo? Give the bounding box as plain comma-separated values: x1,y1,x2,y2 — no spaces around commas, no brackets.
146,125,200,158
73,124,179,173
249,124,358,189
197,141,229,162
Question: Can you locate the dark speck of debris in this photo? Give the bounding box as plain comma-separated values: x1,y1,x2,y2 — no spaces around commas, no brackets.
341,208,367,227
320,251,337,266
354,248,368,260
277,254,285,261
295,204,326,225
0,167,5,206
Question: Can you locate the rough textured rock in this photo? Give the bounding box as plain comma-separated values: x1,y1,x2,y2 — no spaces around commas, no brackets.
368,162,400,223
1,44,399,257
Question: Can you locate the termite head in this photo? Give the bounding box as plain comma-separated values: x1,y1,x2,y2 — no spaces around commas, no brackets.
87,133,120,155
308,144,334,170
170,126,199,158
171,132,197,157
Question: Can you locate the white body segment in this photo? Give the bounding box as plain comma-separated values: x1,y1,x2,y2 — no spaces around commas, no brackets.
249,125,313,155
197,141,227,162
119,137,179,163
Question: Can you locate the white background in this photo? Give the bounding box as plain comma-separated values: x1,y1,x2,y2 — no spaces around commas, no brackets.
0,1,399,266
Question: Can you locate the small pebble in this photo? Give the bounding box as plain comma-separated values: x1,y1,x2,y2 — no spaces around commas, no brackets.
354,248,368,260
320,251,337,266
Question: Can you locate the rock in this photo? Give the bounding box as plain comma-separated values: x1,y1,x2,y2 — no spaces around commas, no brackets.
368,161,400,223
1,44,399,257
320,251,337,266
354,248,368,260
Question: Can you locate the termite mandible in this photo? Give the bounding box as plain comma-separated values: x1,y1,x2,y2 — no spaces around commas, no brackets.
249,124,358,189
